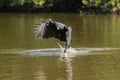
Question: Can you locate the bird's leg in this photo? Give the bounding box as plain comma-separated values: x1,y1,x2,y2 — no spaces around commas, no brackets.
58,42,68,53
58,41,70,53
58,43,64,52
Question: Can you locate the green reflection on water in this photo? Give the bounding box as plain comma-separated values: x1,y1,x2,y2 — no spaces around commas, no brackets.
0,13,120,49
0,13,120,80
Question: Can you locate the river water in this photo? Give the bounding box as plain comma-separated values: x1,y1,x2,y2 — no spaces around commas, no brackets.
0,13,120,80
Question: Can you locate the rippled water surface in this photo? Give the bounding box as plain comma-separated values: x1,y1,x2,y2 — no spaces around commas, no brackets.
0,13,120,80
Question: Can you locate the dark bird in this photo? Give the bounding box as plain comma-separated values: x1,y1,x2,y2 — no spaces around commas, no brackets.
34,18,72,53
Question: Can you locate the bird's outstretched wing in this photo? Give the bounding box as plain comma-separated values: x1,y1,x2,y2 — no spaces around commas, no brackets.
34,18,72,53
34,19,57,39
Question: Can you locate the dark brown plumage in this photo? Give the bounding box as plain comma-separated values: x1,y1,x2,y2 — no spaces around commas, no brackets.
34,18,72,53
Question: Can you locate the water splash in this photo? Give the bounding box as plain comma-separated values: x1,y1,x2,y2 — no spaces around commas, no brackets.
58,43,78,57
19,47,120,57
0,47,119,57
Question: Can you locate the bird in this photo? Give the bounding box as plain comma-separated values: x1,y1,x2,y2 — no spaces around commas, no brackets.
34,18,72,53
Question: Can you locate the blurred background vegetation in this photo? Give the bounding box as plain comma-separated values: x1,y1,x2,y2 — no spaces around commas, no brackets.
0,0,120,14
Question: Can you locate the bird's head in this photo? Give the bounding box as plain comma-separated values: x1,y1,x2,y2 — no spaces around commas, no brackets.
45,18,54,26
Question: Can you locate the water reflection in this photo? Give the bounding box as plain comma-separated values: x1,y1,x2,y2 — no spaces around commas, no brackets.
0,13,120,80
0,14,120,49
60,57,73,80
0,48,120,80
